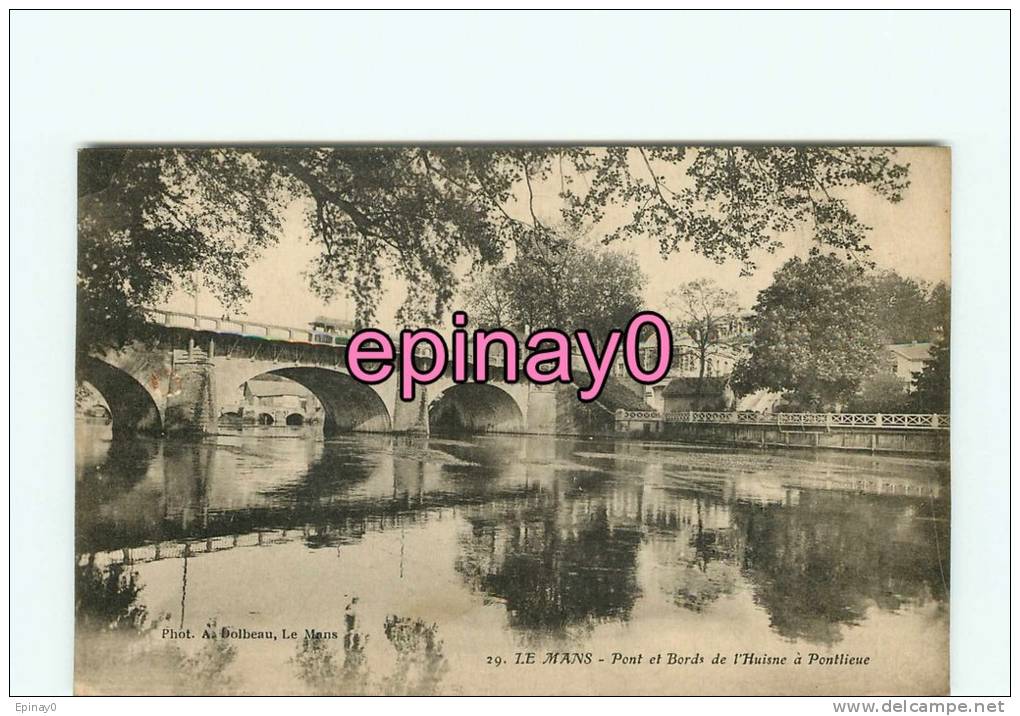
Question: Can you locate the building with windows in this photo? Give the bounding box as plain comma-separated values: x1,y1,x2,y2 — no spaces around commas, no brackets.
617,311,753,410
223,376,324,426
883,342,934,383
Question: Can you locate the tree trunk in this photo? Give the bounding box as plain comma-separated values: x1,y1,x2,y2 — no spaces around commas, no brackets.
695,346,707,409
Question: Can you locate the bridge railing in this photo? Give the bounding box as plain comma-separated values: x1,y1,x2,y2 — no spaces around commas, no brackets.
617,410,949,430
145,308,325,343
143,308,510,365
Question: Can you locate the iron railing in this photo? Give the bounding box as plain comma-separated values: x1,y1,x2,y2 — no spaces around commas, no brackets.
617,410,949,430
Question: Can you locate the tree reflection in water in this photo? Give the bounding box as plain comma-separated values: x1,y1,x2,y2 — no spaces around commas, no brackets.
731,491,949,644
75,437,162,553
75,561,239,695
76,561,451,695
456,484,643,640
74,430,950,691
644,487,948,645
179,620,238,694
650,502,743,614
259,442,376,507
291,598,370,694
292,598,449,695
380,615,449,695
76,559,155,633
456,470,948,647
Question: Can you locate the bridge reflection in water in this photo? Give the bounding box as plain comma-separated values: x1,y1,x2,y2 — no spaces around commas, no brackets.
75,420,949,695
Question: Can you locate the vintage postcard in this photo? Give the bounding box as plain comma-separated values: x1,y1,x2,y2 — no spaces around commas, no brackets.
75,145,950,695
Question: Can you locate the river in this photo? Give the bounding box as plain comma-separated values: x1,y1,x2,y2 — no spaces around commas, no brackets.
74,420,949,695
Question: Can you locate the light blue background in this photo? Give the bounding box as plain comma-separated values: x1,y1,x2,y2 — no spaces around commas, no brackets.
10,10,1010,695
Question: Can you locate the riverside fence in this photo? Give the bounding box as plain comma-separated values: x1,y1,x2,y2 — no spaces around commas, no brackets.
615,410,950,456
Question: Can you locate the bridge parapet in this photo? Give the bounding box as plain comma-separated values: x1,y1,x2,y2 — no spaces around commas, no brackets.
146,307,322,343
144,308,496,363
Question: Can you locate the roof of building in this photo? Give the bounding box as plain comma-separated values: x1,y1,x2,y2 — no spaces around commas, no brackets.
735,389,784,413
661,376,730,398
885,342,933,362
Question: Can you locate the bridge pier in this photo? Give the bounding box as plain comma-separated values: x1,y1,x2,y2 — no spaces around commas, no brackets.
391,392,430,435
164,361,217,436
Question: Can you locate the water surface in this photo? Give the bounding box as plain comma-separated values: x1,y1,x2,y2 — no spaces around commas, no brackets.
75,421,949,695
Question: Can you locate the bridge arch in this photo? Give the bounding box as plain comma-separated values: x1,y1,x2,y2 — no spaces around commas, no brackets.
241,367,392,436
428,382,525,434
78,356,164,438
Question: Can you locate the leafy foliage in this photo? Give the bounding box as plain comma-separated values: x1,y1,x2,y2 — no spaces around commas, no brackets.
562,146,909,270
77,148,288,355
869,271,949,344
78,146,910,355
847,372,910,413
463,238,645,338
912,330,950,412
732,253,882,410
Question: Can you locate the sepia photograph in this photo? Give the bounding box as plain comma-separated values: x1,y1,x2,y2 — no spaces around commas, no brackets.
10,8,1011,707
74,145,951,695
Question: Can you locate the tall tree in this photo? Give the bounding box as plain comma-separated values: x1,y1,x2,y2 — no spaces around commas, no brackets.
78,146,910,356
463,240,645,339
868,271,948,344
732,253,882,410
460,266,516,330
77,149,289,355
665,279,740,390
911,330,950,413
927,282,951,338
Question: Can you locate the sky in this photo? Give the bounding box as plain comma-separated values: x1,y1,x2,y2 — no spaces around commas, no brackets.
163,147,950,332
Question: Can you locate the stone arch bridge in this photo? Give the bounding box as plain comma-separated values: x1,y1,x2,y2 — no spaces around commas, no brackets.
80,310,646,439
